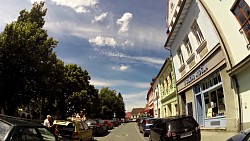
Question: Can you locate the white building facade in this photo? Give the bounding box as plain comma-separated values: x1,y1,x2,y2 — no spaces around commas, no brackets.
164,0,250,131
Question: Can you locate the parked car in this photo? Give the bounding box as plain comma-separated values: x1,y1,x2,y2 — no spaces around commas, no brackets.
85,119,107,135
0,117,58,141
103,120,113,130
53,120,93,141
137,117,147,127
149,115,201,141
112,118,121,126
139,118,157,137
110,119,119,127
226,128,250,141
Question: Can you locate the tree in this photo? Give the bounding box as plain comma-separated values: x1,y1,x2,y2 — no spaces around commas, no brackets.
0,2,58,116
116,93,126,118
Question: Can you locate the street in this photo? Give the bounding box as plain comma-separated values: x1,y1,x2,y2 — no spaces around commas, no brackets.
95,122,236,141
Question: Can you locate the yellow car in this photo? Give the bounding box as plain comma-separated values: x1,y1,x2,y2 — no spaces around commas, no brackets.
53,120,94,141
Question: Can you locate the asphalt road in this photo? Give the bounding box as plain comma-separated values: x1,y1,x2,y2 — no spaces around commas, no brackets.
94,122,145,141
94,122,236,141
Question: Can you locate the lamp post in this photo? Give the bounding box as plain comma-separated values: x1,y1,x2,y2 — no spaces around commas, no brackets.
164,47,180,116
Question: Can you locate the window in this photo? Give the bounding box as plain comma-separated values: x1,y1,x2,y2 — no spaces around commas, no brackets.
184,36,193,56
191,20,204,45
232,0,250,41
177,48,184,65
205,87,225,118
169,73,172,85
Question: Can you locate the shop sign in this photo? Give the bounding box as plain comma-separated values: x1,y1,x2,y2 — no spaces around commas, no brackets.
184,65,208,86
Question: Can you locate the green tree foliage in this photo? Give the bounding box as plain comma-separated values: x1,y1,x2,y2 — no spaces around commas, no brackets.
99,87,125,119
0,2,58,116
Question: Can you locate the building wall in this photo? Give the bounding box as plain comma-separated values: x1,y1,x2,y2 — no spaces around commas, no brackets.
220,66,239,131
185,88,195,118
200,0,250,65
165,0,238,131
237,66,250,130
171,1,220,81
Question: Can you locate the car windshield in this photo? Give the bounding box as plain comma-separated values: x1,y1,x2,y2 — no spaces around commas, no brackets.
56,123,75,135
0,121,11,140
147,119,157,124
168,117,197,130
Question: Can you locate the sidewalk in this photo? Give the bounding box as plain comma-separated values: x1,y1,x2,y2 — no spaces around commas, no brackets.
201,130,237,141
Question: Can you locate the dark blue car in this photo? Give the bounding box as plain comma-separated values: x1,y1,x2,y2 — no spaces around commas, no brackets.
139,118,157,137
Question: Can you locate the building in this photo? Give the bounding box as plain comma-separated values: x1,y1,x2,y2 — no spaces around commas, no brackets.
164,0,245,131
146,82,154,117
131,108,144,119
201,0,250,131
151,77,161,118
125,112,132,120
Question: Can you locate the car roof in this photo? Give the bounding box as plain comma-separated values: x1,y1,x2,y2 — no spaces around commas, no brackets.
160,115,193,121
0,118,44,127
53,120,74,125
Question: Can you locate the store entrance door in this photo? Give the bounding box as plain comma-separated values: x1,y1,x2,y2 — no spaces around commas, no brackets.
196,94,204,126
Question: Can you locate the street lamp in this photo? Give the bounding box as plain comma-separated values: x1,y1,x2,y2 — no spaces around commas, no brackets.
164,47,180,116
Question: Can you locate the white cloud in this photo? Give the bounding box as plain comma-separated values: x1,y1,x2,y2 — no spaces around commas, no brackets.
92,12,108,23
49,0,99,13
116,13,133,34
89,36,117,47
122,91,148,112
121,40,134,47
120,64,129,71
134,56,164,65
112,64,129,71
90,78,149,89
98,49,164,65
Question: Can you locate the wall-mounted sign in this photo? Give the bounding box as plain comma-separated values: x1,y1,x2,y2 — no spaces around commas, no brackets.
184,65,208,86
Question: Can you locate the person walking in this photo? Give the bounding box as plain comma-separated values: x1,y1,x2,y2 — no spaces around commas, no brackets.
44,115,52,128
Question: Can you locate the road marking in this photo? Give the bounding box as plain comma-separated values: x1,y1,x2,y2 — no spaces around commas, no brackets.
116,134,128,137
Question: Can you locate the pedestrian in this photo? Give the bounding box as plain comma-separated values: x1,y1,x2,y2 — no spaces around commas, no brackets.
44,115,52,129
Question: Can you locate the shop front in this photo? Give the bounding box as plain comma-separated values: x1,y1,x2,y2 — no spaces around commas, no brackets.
176,46,237,130
193,71,226,128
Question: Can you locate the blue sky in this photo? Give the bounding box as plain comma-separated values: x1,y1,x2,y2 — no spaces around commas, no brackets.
0,0,169,112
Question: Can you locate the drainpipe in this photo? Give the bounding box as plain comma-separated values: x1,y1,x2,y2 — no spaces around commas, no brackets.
164,47,180,116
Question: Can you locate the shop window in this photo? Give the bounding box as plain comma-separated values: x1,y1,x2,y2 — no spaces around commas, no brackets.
193,84,201,94
205,87,225,118
231,0,250,42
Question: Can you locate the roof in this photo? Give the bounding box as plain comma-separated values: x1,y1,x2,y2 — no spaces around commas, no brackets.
0,118,44,127
125,112,132,118
131,108,144,115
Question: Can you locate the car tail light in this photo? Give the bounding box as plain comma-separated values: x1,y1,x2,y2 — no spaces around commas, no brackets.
146,120,148,124
166,131,176,137
72,131,79,136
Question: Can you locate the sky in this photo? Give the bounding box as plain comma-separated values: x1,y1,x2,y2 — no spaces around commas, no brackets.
0,0,170,112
